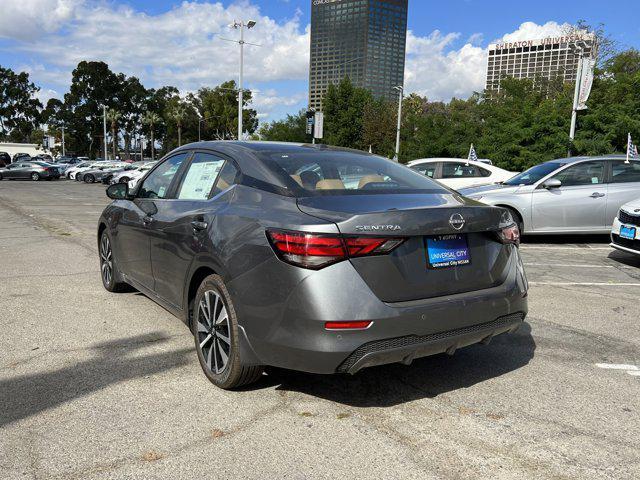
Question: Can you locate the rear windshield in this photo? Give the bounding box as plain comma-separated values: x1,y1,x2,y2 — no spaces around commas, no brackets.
504,162,565,186
260,150,448,196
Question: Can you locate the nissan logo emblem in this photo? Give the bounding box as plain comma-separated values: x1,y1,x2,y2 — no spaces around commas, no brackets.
449,213,465,230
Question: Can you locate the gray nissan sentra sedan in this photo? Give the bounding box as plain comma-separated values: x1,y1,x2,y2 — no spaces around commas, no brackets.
98,142,528,389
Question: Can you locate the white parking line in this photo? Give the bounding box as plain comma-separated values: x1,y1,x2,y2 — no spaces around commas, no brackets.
521,246,612,251
596,363,640,378
529,282,640,287
524,263,615,268
595,363,639,371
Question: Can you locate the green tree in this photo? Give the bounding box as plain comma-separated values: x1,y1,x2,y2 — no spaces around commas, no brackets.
323,77,373,149
361,98,397,157
142,111,162,160
188,81,258,140
259,110,309,142
106,109,121,159
0,66,42,142
63,61,122,157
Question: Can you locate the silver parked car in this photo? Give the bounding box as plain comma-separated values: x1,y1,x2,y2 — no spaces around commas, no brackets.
460,155,640,234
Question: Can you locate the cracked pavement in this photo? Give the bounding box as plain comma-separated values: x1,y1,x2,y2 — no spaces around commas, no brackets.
1,181,639,479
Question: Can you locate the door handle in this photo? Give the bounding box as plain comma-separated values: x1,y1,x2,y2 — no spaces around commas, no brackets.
590,192,605,198
191,220,208,232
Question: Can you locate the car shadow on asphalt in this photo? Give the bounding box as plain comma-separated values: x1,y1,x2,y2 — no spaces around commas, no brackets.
521,234,611,245
0,333,193,429
607,250,640,269
256,322,535,408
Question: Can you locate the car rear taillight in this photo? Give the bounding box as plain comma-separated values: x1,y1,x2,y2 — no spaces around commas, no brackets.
497,224,520,246
325,321,372,330
266,230,405,269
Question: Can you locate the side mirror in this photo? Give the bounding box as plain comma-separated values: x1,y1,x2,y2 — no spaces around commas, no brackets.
106,183,130,200
542,178,561,189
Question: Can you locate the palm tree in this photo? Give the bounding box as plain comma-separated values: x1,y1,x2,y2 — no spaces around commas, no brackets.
142,111,161,160
171,105,187,147
106,109,121,160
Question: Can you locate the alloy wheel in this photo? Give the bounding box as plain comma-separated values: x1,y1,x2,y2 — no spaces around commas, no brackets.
196,290,231,375
100,234,113,286
31,172,39,181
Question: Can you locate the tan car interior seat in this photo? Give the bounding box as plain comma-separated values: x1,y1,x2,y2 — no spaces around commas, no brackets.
358,175,385,189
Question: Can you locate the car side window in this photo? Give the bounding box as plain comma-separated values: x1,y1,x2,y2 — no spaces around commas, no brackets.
176,152,225,200
478,167,492,177
211,161,239,196
139,153,189,199
411,164,436,178
552,161,605,186
610,160,640,184
441,162,478,178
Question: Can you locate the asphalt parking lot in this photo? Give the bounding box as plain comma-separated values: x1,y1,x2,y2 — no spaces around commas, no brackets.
1,180,639,480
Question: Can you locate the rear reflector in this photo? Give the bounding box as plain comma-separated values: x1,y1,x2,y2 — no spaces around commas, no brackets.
325,321,372,330
498,224,520,246
266,229,405,269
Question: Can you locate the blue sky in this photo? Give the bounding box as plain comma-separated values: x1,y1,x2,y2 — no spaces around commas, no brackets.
1,0,638,122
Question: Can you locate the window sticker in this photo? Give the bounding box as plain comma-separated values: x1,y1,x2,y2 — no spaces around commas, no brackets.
179,161,223,200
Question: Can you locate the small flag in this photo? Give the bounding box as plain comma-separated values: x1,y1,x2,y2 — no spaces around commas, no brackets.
627,133,639,163
468,144,478,163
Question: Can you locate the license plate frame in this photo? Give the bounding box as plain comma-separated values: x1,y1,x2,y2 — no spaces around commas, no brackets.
620,225,636,240
425,234,471,269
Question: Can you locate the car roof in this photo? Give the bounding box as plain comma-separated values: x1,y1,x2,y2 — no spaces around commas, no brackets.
546,155,628,164
170,141,376,188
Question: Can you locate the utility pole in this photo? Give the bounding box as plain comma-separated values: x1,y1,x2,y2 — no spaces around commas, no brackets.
102,105,108,160
228,20,257,141
61,123,66,157
393,85,404,162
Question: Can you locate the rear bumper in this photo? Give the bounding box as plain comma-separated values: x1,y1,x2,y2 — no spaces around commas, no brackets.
338,312,524,374
233,245,528,374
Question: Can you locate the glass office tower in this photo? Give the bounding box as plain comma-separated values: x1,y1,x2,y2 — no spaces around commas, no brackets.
309,0,408,111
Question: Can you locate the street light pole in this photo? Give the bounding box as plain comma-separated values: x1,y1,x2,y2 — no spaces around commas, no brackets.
230,20,257,141
393,85,404,162
102,105,108,160
61,123,66,157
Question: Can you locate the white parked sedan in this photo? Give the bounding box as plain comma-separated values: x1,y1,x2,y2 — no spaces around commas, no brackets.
611,198,640,256
407,158,517,190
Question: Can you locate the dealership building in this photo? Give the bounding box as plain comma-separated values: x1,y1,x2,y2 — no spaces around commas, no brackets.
308,0,408,111
485,33,596,93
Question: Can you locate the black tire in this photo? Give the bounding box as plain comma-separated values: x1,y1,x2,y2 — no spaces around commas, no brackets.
0,173,3,180
31,172,40,181
119,177,130,184
99,230,129,293
85,174,95,183
193,274,263,389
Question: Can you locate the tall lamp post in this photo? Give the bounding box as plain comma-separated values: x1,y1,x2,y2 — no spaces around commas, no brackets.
61,122,66,157
229,20,257,141
101,104,108,160
393,85,404,162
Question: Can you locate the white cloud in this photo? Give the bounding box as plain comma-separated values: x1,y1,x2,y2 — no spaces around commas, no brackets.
405,21,574,102
3,4,575,116
0,0,84,40
404,30,486,101
497,21,571,44
12,1,309,88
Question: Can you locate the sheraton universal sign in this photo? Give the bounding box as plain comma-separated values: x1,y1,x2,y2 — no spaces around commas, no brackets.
490,33,594,51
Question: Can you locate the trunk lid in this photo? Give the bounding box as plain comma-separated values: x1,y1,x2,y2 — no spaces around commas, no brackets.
297,193,512,303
